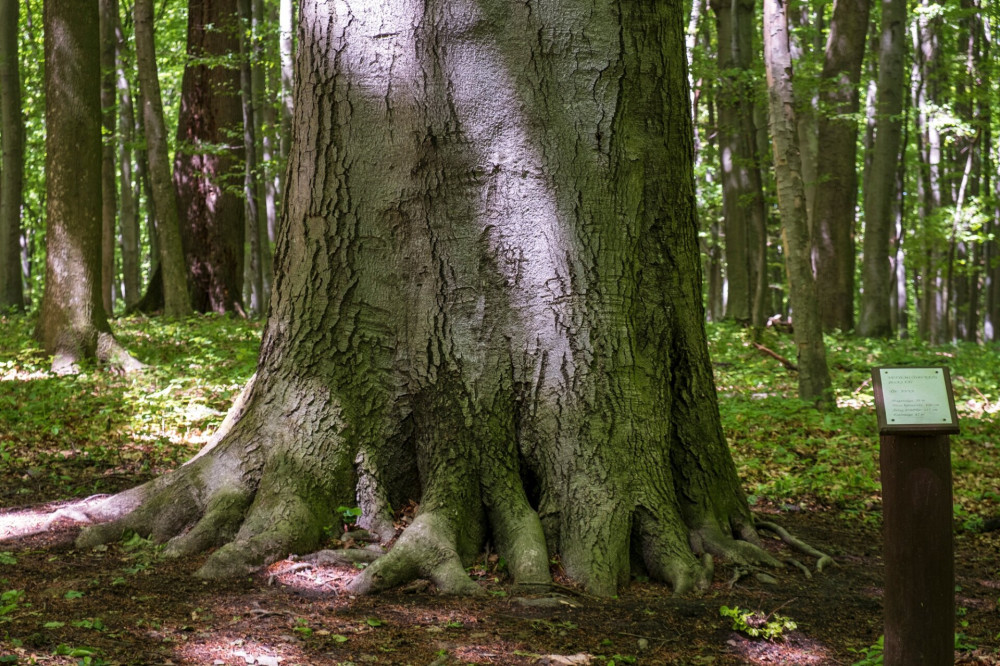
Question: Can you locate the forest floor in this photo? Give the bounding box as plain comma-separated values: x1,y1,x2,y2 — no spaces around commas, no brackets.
0,499,998,666
2,315,1000,665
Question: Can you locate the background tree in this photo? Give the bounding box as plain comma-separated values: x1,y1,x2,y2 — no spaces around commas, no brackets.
114,7,142,309
709,0,768,329
173,0,246,314
812,0,870,332
762,0,832,405
134,0,191,318
74,0,801,597
100,0,117,315
35,0,140,373
858,0,907,338
0,0,25,311
237,0,265,317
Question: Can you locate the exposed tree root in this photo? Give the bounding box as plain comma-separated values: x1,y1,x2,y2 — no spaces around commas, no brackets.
346,512,483,596
754,518,835,572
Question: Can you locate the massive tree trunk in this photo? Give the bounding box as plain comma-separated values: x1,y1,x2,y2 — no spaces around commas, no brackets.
762,0,832,406
77,0,801,597
36,0,141,374
858,0,906,339
812,0,869,332
710,0,768,328
0,0,25,311
134,0,191,318
174,0,246,314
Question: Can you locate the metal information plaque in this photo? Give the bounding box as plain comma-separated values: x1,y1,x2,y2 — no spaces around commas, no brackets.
871,366,960,435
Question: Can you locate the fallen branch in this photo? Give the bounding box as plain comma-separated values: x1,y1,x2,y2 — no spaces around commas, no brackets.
752,342,798,372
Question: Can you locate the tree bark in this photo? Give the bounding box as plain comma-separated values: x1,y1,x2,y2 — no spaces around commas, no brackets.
762,0,832,406
134,0,191,318
710,0,768,328
78,0,819,598
858,0,906,338
812,0,869,332
36,0,141,374
173,0,246,314
0,0,25,311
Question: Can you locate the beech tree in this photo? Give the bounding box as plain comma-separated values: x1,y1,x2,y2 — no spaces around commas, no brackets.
36,0,140,373
858,0,906,339
174,0,246,314
0,0,24,311
75,0,821,595
709,0,768,328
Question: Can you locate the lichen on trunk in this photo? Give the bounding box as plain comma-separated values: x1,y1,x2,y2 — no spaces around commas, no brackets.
77,0,813,596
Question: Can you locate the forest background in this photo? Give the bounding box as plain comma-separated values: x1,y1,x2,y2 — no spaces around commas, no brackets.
1,0,998,348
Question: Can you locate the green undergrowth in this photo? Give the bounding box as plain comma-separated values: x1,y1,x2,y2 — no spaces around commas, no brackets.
2,314,999,530
0,313,261,505
709,321,1000,525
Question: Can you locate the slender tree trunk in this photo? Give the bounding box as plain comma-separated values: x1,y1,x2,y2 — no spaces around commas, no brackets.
762,0,832,406
710,0,768,328
812,0,869,332
252,0,272,312
99,0,117,315
981,9,998,341
278,0,293,169
913,0,949,343
134,0,191,318
788,3,819,235
858,0,906,338
237,0,264,317
115,10,141,308
0,0,25,311
77,0,817,598
37,0,140,373
173,0,246,314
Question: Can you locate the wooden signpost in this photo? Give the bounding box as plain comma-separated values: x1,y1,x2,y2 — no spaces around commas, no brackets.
871,367,959,666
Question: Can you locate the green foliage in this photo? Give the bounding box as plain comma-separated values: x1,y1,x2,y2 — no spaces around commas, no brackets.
719,605,796,641
0,589,26,621
849,635,884,665
709,322,1000,522
336,505,363,524
0,314,260,503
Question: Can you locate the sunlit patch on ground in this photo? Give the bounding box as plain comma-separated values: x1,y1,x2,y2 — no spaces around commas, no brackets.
172,636,306,666
725,633,833,664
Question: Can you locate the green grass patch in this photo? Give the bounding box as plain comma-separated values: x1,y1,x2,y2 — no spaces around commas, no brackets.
2,314,998,527
0,313,261,505
710,321,1000,521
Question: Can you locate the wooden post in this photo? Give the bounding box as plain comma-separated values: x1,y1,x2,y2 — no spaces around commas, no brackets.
880,434,954,666
871,367,959,666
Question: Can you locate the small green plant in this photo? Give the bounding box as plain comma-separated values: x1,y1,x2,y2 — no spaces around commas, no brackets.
849,635,883,666
0,589,26,621
293,617,313,637
0,552,16,565
337,505,363,525
719,605,797,641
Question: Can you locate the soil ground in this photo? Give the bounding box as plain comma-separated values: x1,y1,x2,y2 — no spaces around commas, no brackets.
1,498,998,666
